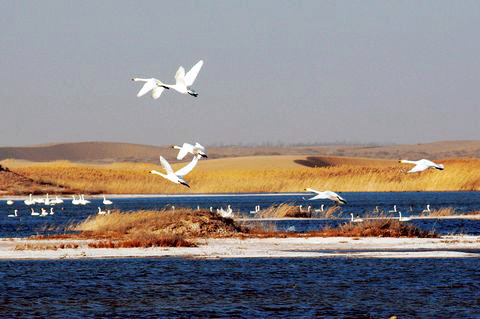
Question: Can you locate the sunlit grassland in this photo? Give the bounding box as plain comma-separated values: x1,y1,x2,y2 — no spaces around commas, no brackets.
2,156,479,194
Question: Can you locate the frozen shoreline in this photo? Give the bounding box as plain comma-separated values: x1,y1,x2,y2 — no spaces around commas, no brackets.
1,236,479,260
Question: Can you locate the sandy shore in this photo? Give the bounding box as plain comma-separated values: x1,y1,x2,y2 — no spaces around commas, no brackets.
1,236,479,260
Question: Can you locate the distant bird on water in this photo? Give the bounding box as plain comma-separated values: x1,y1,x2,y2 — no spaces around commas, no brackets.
102,195,113,205
131,78,169,99
399,159,444,173
150,154,202,188
304,188,347,205
172,142,208,160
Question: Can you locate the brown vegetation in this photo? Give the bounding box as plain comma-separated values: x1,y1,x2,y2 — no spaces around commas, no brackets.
2,156,479,194
255,204,311,218
423,207,456,217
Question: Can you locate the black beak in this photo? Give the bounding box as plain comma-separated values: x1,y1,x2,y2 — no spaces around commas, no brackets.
180,182,190,188
338,198,347,205
201,154,208,158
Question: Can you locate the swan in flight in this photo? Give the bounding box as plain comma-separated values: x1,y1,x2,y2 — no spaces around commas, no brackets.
172,142,207,160
164,60,204,97
131,78,169,99
399,159,444,173
102,195,113,205
150,154,202,188
304,188,347,204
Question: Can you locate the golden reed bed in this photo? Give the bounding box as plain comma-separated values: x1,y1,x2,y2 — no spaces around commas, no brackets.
1,156,479,194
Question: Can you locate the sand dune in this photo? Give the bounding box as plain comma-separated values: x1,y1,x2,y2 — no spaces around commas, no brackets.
0,140,478,163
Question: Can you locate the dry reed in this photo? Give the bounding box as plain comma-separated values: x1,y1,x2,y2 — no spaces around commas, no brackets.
2,157,479,194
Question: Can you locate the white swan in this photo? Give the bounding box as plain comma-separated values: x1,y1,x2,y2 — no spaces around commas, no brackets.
40,208,49,217
131,78,168,99
44,194,51,206
24,194,35,206
79,195,90,205
350,213,364,223
304,188,347,204
399,159,444,173
163,60,204,97
217,205,233,218
71,195,80,205
150,154,202,188
6,200,14,205
51,196,63,205
398,212,411,222
102,195,113,205
388,205,398,213
97,207,107,215
7,210,18,218
422,204,431,213
250,205,260,214
31,208,39,216
49,208,55,215
172,142,208,160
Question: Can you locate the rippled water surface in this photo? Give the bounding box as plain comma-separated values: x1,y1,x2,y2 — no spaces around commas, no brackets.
1,257,479,319
1,192,480,237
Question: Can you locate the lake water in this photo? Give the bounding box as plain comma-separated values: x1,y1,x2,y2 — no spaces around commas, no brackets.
0,257,479,318
1,192,480,238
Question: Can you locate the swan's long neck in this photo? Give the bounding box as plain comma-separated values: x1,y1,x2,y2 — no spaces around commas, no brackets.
400,160,417,164
173,145,182,150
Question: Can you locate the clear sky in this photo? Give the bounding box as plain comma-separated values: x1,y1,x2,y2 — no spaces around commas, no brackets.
1,1,479,147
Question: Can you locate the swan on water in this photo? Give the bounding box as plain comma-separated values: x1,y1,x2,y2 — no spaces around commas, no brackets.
131,78,169,99
6,200,14,205
172,142,208,160
398,212,412,222
150,154,202,188
422,204,431,213
250,205,260,214
71,195,80,205
217,205,233,218
97,207,107,215
31,208,39,216
24,194,35,206
102,195,113,205
40,208,49,217
350,213,364,223
79,195,90,205
163,60,204,97
304,188,347,204
388,205,398,213
399,159,444,173
7,210,18,218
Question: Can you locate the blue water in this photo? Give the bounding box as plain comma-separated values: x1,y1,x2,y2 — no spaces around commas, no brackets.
1,192,480,238
0,257,479,319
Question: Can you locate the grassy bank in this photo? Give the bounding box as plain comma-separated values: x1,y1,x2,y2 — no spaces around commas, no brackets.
2,156,480,194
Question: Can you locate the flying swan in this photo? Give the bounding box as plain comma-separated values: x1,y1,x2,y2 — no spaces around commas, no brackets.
150,154,202,188
172,142,208,160
163,60,204,97
399,159,444,173
131,78,169,99
304,188,347,204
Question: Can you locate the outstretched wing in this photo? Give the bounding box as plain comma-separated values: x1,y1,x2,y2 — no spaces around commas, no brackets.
175,66,186,86
159,156,174,174
408,164,428,173
151,86,165,99
308,193,329,200
305,188,319,194
176,145,190,160
136,80,156,97
184,60,203,87
175,155,200,177
194,142,206,152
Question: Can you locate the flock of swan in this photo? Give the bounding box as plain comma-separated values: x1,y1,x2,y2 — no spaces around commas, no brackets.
2,60,446,222
4,194,113,218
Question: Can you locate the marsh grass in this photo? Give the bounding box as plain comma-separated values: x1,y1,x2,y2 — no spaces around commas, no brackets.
3,157,479,194
255,204,311,218
424,207,457,217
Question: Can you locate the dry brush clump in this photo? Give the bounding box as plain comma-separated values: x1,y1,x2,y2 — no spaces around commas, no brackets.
70,209,244,248
320,219,437,238
255,204,311,218
423,207,456,217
